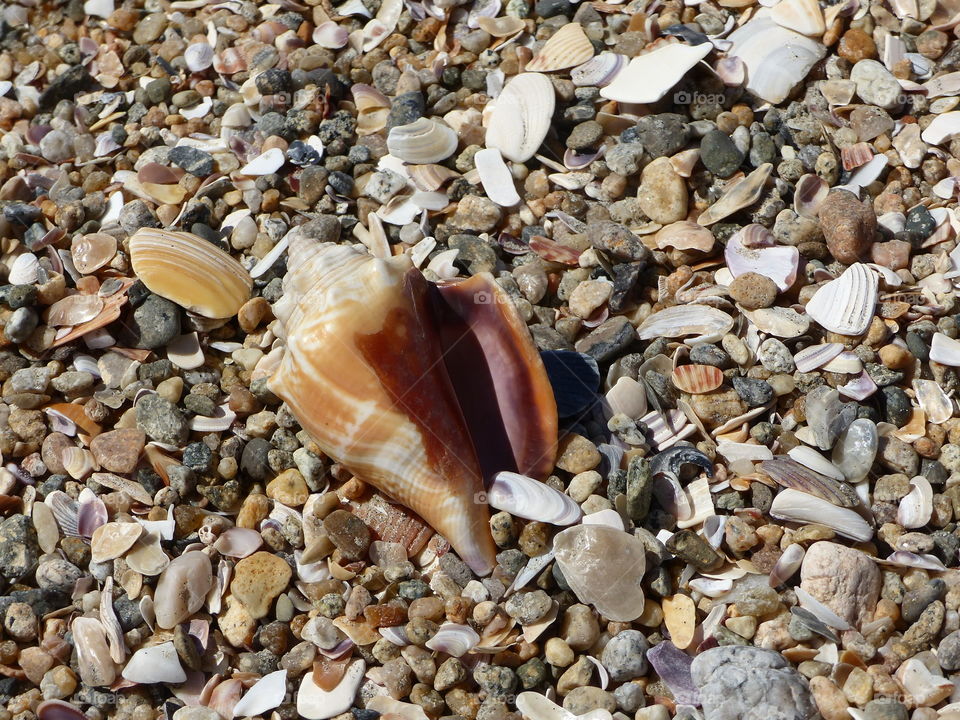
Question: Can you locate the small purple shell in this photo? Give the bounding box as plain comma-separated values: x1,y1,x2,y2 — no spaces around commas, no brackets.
647,641,700,706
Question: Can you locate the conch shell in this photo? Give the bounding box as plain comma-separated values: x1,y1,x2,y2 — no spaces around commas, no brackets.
269,237,558,574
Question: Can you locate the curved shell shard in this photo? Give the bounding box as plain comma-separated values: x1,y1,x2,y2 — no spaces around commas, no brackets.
485,73,555,163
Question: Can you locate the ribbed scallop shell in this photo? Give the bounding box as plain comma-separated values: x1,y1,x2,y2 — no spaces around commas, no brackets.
485,73,555,163
129,228,252,319
671,364,723,394
387,118,459,164
526,23,595,73
269,236,557,575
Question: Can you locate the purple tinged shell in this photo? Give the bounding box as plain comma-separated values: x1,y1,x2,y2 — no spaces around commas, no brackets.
37,701,86,720
793,343,844,373
646,641,700,706
759,457,860,508
76,488,108,539
563,147,603,170
838,370,878,401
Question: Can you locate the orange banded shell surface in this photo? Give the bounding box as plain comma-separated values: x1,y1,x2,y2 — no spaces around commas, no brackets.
671,364,724,394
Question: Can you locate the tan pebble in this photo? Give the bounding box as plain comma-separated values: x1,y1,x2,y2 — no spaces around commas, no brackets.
156,377,184,403
32,502,59,554
17,646,54,685
878,344,913,369
266,468,309,507
842,666,873,706
729,272,778,310
237,296,272,333
544,637,575,667
724,615,757,639
809,676,849,720
236,494,271,529
230,551,292,619
568,280,613,319
555,434,601,473
662,594,696,649
220,594,257,647
637,157,687,224
567,471,601,503
636,600,663,628
90,427,146,474
635,707,669,720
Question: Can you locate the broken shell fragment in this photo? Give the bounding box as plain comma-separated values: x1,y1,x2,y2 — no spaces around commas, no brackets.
71,233,117,274
697,164,773,226
805,263,878,336
898,476,933,529
637,305,734,344
553,524,645,621
424,623,480,657
770,489,873,541
387,118,459,164
485,73,555,163
129,228,253,319
474,148,520,207
526,23,595,73
600,42,712,104
913,379,953,424
476,15,524,36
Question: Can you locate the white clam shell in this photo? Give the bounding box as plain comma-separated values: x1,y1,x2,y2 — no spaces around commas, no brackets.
605,376,647,419
184,43,214,72
485,72,555,163
424,623,480,657
297,659,365,720
770,489,873,541
121,641,186,684
600,42,711,104
920,111,960,145
724,226,799,292
930,332,960,366
387,118,459,164
8,253,39,285
240,147,285,176
794,343,843,372
474,148,520,207
770,0,825,35
526,23,595,73
167,332,204,370
787,446,844,481
488,471,582,525
637,305,733,344
726,10,826,103
805,263,878,335
898,476,933,529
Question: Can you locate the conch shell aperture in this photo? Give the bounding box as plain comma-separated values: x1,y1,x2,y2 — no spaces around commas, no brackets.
269,236,558,575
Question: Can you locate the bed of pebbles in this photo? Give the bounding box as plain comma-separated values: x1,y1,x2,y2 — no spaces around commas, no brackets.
6,0,960,719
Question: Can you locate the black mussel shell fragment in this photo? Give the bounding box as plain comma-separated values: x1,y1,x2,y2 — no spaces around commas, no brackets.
540,350,600,418
650,444,714,480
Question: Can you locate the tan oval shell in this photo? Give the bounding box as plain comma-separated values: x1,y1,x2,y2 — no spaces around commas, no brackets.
129,228,253,319
477,15,525,37
526,23,595,73
71,233,117,274
671,364,724,394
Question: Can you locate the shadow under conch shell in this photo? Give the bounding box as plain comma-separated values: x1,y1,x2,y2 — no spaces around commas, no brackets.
269,237,558,575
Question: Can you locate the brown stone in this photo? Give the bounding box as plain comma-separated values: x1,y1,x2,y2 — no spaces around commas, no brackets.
729,272,778,310
819,189,877,264
90,428,145,474
837,29,877,63
555,434,601,473
870,239,911,270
